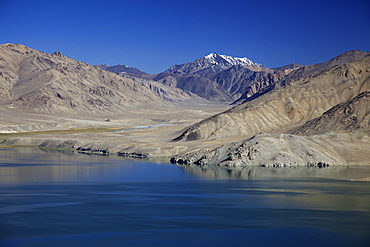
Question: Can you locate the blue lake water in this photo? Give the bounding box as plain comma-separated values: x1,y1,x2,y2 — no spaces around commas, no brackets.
0,147,370,247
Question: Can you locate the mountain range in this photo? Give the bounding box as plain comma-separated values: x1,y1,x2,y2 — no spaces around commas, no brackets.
0,43,209,115
170,52,370,166
99,52,286,102
99,50,369,105
174,51,370,141
3,44,368,116
1,43,370,168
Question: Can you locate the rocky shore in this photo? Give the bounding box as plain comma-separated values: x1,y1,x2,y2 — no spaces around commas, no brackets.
170,130,370,167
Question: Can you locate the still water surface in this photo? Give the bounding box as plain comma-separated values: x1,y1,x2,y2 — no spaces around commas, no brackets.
0,148,369,247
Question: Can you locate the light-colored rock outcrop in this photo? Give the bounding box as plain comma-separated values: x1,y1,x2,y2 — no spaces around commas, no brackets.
171,130,370,167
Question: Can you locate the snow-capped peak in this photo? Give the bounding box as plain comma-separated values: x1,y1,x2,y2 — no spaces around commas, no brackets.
204,52,219,60
204,52,263,68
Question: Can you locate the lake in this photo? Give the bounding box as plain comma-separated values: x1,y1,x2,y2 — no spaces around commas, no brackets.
0,147,369,247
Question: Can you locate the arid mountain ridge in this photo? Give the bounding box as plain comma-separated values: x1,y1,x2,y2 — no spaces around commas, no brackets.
174,52,370,142
0,43,166,113
0,43,208,115
100,50,369,105
169,52,370,167
2,43,368,116
100,52,289,103
171,91,370,167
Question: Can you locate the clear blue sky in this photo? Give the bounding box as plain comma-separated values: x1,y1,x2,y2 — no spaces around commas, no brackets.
1,0,369,74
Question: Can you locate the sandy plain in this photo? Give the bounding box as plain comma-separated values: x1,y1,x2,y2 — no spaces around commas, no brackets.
0,102,234,158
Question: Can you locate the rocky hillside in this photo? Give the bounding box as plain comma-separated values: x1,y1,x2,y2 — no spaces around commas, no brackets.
150,71,234,102
212,65,288,103
174,53,370,142
171,91,370,167
0,43,168,114
117,73,208,103
149,50,370,105
150,53,291,103
292,91,370,135
234,50,370,104
277,50,370,87
96,64,207,103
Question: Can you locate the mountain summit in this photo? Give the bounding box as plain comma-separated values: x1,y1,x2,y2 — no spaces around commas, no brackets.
204,52,264,68
167,52,264,74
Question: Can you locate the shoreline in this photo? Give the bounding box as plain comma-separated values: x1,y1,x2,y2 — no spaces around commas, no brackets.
2,128,370,168
1,145,370,182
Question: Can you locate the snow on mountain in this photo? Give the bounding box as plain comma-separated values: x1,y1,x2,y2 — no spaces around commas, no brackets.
204,53,264,68
167,52,264,74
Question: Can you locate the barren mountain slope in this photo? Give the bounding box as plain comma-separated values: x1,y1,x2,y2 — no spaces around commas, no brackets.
278,50,370,85
97,64,207,103
234,50,370,105
171,91,370,167
212,65,288,102
152,51,369,105
151,65,282,103
148,53,270,103
123,74,209,103
151,71,234,102
0,43,167,114
291,91,370,135
153,51,369,104
174,54,370,142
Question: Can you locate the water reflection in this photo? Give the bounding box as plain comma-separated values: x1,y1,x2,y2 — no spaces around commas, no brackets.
0,148,183,184
1,148,370,184
176,163,370,180
1,148,370,246
176,164,370,215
